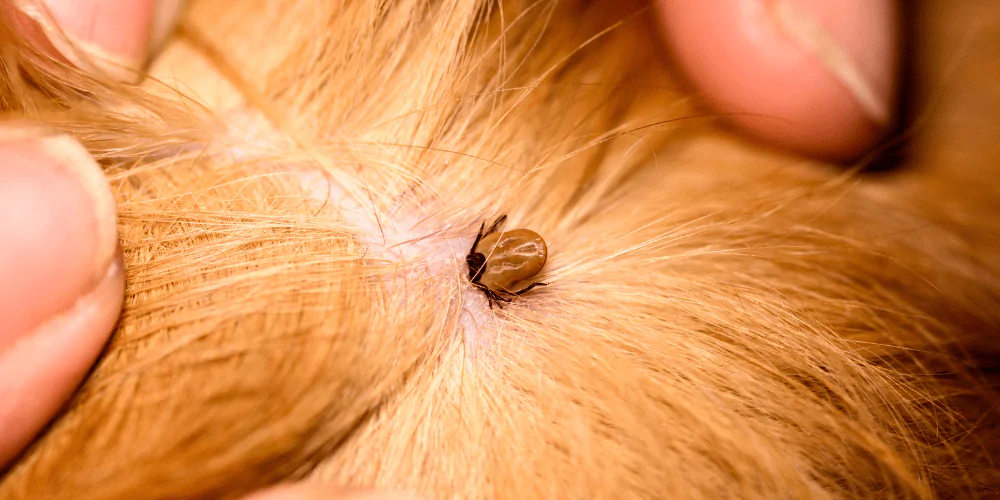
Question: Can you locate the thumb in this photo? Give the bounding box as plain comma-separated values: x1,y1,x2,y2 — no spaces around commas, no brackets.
0,129,123,467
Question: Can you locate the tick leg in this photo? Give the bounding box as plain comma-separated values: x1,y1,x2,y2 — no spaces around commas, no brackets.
471,282,502,309
489,291,508,309
471,221,486,250
485,214,507,236
490,290,513,309
510,282,548,296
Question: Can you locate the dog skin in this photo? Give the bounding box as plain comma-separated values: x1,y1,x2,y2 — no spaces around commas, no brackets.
1,0,999,498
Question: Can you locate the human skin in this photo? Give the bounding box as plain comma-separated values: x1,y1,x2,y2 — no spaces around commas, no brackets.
0,0,896,497
656,0,896,161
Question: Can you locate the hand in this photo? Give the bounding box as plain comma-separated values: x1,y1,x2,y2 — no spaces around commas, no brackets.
0,0,173,469
655,0,898,161
0,3,407,499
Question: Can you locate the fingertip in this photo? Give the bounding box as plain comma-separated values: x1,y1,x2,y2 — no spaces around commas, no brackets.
655,0,899,161
0,130,123,468
149,0,186,57
0,253,123,467
3,0,185,83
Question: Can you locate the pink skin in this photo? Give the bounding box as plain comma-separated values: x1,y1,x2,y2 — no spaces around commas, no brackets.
40,0,156,63
655,0,898,161
0,0,895,496
2,0,155,71
0,143,110,346
0,137,124,466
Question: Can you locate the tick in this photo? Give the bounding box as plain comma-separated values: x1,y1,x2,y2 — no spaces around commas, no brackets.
466,214,548,309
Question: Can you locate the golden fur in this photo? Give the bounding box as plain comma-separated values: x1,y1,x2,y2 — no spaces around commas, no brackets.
1,0,999,498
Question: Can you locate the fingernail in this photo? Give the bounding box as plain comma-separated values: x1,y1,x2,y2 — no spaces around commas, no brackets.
769,0,897,127
149,0,186,57
0,128,119,352
656,0,897,160
12,0,159,83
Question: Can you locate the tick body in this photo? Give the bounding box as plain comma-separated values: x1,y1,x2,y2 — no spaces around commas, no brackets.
467,215,548,308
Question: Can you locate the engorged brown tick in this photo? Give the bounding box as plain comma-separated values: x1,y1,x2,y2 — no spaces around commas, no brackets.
466,215,548,309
